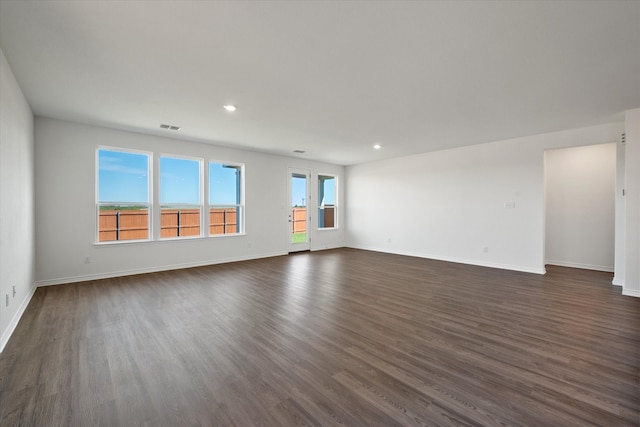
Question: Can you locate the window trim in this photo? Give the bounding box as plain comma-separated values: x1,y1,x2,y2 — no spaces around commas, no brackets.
95,146,153,244
159,154,204,240
317,173,338,230
208,161,245,236
95,149,248,243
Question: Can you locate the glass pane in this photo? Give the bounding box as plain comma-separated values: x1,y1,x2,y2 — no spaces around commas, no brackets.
291,174,307,244
209,163,240,205
209,162,242,236
209,206,241,235
98,149,149,203
159,157,201,239
98,205,149,242
160,206,201,238
160,157,201,204
97,149,150,242
318,175,336,228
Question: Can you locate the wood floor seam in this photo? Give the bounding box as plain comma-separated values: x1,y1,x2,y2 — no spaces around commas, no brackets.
1,248,638,426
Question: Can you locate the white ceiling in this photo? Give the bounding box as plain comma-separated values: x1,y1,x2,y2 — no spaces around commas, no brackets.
1,1,638,165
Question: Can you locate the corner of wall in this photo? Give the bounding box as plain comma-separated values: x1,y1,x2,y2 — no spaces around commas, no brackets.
623,108,640,297
0,47,37,350
0,286,36,353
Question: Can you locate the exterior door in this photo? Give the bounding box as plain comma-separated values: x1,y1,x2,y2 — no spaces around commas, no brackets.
288,168,310,252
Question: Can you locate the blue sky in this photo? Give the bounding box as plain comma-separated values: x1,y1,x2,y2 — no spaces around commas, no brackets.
291,175,335,207
98,150,149,203
291,176,307,207
319,176,335,206
209,163,239,205
98,150,239,205
160,157,200,204
99,149,334,207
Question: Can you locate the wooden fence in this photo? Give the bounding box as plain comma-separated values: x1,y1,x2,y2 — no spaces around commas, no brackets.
99,210,148,241
160,209,201,238
291,206,335,233
99,208,238,241
100,206,332,241
292,208,307,234
322,206,335,228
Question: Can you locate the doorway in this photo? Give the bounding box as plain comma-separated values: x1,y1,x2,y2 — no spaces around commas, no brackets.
544,143,616,272
288,168,310,252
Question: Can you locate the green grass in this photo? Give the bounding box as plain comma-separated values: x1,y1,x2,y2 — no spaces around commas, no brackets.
291,233,306,244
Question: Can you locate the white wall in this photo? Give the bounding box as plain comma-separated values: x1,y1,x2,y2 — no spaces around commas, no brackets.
0,48,35,351
623,109,640,297
35,118,344,285
545,143,616,272
345,123,622,274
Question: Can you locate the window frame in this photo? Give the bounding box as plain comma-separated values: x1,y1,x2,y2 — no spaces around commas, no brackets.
95,146,153,244
317,173,338,230
158,154,204,240
208,161,245,237
96,149,247,243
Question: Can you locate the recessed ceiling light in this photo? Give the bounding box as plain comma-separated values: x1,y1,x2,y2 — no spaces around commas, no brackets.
223,105,237,112
373,144,382,150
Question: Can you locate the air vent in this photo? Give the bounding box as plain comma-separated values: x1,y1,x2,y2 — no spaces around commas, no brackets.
160,124,181,131
293,150,306,154
621,133,626,144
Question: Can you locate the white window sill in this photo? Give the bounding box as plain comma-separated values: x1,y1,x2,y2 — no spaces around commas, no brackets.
94,233,246,246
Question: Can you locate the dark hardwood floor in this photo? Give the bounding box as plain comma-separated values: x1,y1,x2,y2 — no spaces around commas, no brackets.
1,248,638,426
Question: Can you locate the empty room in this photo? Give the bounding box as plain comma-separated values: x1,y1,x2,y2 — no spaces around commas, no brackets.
1,1,639,426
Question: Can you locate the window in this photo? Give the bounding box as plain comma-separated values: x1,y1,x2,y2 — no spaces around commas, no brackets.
160,156,203,238
209,162,243,235
318,175,337,229
97,148,151,242
97,149,243,242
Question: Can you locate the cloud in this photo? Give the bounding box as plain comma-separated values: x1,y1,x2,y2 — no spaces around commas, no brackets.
99,155,147,176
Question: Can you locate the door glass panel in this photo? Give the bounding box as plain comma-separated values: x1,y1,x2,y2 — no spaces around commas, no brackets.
291,174,307,244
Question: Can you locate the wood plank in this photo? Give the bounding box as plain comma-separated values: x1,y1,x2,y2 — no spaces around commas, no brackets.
0,248,638,426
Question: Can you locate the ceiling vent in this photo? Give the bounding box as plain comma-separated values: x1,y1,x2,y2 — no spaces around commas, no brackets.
160,124,181,131
293,150,306,154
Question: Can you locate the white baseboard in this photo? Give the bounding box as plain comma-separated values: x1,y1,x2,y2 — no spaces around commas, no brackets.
347,245,546,275
622,288,640,298
545,260,614,273
612,276,624,287
36,251,287,287
311,243,345,252
0,284,37,353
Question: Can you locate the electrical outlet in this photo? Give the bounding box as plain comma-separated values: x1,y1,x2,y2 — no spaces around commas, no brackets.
84,256,91,264
483,247,489,253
